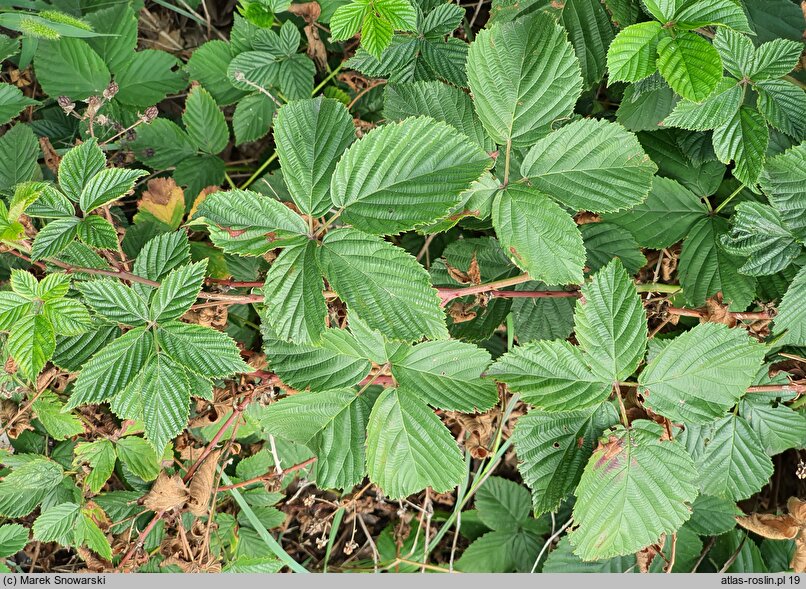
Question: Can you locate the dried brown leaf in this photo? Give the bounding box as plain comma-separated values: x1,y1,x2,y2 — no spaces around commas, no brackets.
187,450,221,516
143,473,189,512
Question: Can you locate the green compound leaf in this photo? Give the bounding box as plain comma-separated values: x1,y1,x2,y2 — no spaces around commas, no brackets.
365,388,464,499
760,141,806,241
331,117,491,235
391,339,497,412
573,258,647,382
678,216,756,310
492,184,585,286
521,118,657,213
276,97,356,217
317,228,447,342
696,414,774,500
656,31,722,103
712,106,769,188
488,340,610,411
183,85,229,155
639,322,766,424
156,320,249,378
79,167,149,213
603,176,708,249
7,314,55,381
194,189,308,256
149,260,207,323
756,80,806,142
466,12,582,148
263,240,327,344
720,201,801,276
663,77,742,131
514,403,619,515
569,420,698,561
260,388,369,490
0,459,64,518
773,264,806,347
0,524,29,558
78,279,150,326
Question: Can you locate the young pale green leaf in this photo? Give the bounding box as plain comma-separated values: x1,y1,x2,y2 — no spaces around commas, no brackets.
751,39,803,80
317,228,447,342
262,327,371,391
663,77,742,131
7,314,55,381
573,258,647,382
720,202,800,276
391,339,497,412
184,86,229,155
34,39,110,100
756,80,806,142
514,404,619,515
195,189,308,256
0,524,29,558
466,12,582,147
263,240,327,344
330,117,491,235
492,184,585,286
76,215,118,251
35,273,70,301
157,320,249,378
639,322,765,424
773,264,806,346
696,414,774,500
569,420,699,561
679,217,756,310
79,279,150,326
74,440,116,494
641,0,678,21
31,390,85,440
275,97,355,217
66,326,153,408
606,22,663,83
656,31,722,102
32,502,80,546
603,176,707,249
475,476,531,530
365,388,464,499
31,217,80,260
11,270,39,298
79,167,149,213
115,436,160,482
383,81,493,152
139,353,191,453
740,397,806,456
0,459,64,518
488,340,611,411
260,389,369,490
674,0,751,32
712,107,769,187
521,118,657,213
149,260,207,322
43,298,92,336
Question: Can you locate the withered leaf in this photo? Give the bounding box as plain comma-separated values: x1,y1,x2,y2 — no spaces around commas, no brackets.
143,473,189,512
187,450,221,516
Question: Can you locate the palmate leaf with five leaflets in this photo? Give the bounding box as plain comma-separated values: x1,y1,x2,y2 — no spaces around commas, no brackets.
569,420,699,560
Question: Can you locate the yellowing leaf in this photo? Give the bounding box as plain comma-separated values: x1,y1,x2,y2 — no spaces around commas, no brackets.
135,178,186,229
